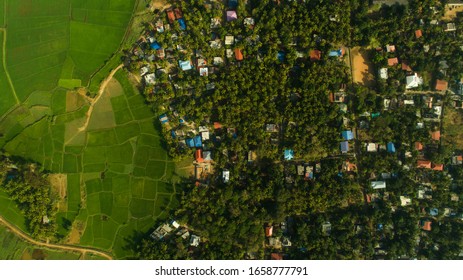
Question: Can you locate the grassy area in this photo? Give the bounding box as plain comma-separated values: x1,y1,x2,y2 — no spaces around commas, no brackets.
0,0,182,260
2,70,178,259
442,106,463,150
0,224,81,260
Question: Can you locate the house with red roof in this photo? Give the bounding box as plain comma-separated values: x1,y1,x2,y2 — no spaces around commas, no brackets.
195,149,204,163
166,9,175,24
435,79,448,91
431,131,441,141
265,226,273,237
417,160,432,169
309,50,321,61
234,48,243,61
415,29,422,38
388,57,399,66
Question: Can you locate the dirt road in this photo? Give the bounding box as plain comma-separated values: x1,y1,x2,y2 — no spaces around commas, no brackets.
77,64,124,132
0,216,113,260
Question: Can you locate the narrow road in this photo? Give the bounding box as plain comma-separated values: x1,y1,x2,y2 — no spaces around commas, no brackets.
0,216,113,260
0,28,20,104
77,64,124,132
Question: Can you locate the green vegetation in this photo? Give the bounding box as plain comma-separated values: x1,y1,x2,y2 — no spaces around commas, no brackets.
0,156,57,239
0,224,81,260
134,0,463,260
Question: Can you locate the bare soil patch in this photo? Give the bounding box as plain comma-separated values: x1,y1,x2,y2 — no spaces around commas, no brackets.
444,6,463,20
151,0,170,11
66,91,88,112
351,47,375,87
49,174,68,212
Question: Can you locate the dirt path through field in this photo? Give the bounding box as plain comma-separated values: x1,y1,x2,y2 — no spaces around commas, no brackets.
0,216,113,260
76,64,123,132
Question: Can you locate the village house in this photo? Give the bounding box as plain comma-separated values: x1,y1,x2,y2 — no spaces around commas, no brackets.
406,73,423,89
371,181,386,190
435,79,448,91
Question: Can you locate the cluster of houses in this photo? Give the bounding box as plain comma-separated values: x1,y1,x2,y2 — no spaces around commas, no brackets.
264,222,291,260
150,220,201,248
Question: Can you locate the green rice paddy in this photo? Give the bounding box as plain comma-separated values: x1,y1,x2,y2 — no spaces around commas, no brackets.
0,0,182,259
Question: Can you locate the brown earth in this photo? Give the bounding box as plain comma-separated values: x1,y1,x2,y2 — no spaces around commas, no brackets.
444,6,463,20
0,217,112,260
351,47,375,87
66,91,87,112
49,174,67,212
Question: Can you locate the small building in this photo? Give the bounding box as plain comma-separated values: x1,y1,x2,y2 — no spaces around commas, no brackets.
266,124,278,132
386,44,396,52
340,141,349,153
406,73,423,89
415,142,424,151
195,149,204,163
223,170,230,183
430,208,439,216
452,155,463,165
400,196,412,206
309,50,321,61
366,143,378,152
166,9,175,24
203,151,212,162
415,29,422,38
284,149,294,160
248,151,257,162
199,67,208,76
244,17,255,28
435,79,448,91
179,60,193,71
270,253,283,260
421,220,432,231
445,22,456,31
159,114,169,125
322,222,332,236
417,160,432,169
379,68,388,79
402,62,412,72
432,163,444,171
144,73,156,85
201,131,210,141
388,57,399,66
225,35,235,45
371,181,386,189
213,57,224,65
387,142,396,153
265,226,273,237
234,48,244,61
328,48,343,57
226,10,238,22
194,135,202,147
186,138,195,148
190,235,200,247
342,130,354,140
431,131,441,141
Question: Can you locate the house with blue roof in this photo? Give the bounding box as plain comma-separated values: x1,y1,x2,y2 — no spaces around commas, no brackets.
159,114,169,124
328,48,343,57
194,135,202,147
177,18,186,30
277,51,285,62
186,138,195,148
150,42,162,50
284,149,294,161
430,208,439,216
342,130,354,140
179,60,193,71
387,142,396,153
340,141,349,153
